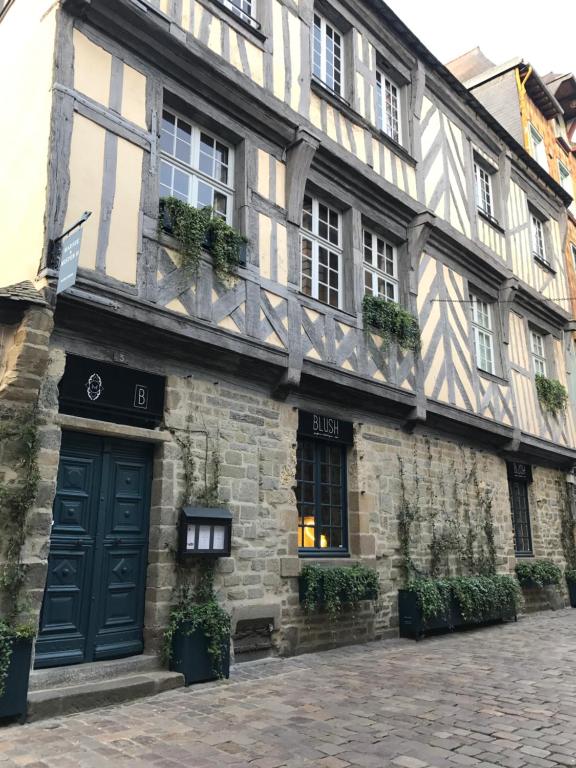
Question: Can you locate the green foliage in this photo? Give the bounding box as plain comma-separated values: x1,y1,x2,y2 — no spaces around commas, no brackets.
0,621,34,698
515,559,562,588
535,374,568,416
362,295,421,352
565,568,576,584
557,478,576,571
163,566,230,678
159,197,247,282
407,575,521,623
300,564,380,620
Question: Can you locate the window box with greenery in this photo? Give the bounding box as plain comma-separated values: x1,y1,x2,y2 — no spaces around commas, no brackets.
0,622,34,723
362,295,421,352
534,374,568,417
515,559,562,589
299,564,380,620
565,570,576,608
159,197,247,283
398,575,521,640
163,568,231,686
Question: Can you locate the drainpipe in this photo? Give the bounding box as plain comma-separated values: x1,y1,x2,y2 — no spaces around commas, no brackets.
515,65,533,151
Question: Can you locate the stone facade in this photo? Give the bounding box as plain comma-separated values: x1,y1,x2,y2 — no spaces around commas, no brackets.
19,332,573,662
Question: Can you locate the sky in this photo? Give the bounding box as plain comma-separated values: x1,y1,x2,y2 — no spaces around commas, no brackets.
385,1,575,78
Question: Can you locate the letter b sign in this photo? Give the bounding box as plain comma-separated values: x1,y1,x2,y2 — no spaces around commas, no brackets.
134,384,149,409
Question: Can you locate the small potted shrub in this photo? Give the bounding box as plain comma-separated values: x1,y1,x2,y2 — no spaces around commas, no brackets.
565,569,576,608
0,621,34,723
163,568,231,686
515,560,562,589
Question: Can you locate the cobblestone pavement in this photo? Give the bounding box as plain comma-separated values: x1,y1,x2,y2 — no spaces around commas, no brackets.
3,610,576,767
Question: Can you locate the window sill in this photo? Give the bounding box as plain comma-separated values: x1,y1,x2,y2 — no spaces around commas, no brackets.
515,553,534,559
310,78,417,169
298,550,351,559
297,291,358,324
202,0,266,46
477,209,505,234
477,369,509,386
533,255,556,274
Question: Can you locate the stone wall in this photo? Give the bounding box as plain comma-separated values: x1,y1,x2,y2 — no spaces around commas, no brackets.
25,338,574,658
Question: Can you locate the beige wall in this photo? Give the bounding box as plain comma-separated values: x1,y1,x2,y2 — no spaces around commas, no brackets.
0,2,57,287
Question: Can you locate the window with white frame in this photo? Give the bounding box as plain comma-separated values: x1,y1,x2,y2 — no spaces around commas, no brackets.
530,213,547,263
470,294,495,374
474,161,494,218
300,195,342,308
363,230,398,302
159,109,234,223
559,160,575,214
220,0,256,26
531,330,547,377
376,71,400,144
312,13,344,97
571,242,576,272
529,124,548,170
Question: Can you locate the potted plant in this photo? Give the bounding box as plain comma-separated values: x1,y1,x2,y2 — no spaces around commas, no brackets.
565,570,576,608
163,568,231,686
398,575,520,640
515,559,562,589
0,621,34,723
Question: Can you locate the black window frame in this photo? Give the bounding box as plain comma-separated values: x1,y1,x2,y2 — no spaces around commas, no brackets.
296,436,349,557
508,470,533,557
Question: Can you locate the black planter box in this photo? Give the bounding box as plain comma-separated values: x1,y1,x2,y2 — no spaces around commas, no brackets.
566,578,576,608
0,637,33,724
398,590,516,640
170,626,230,686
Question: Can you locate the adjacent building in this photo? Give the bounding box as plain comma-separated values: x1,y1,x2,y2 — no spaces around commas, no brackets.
1,0,576,690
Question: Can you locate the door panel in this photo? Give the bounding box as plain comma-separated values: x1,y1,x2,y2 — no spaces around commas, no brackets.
35,433,152,669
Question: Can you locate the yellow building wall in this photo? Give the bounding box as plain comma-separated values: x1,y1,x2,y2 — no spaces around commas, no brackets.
0,1,57,287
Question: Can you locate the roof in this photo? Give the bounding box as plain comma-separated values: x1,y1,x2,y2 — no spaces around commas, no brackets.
544,72,576,120
0,281,47,305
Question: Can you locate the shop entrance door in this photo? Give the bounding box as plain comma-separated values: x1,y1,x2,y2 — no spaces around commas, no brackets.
35,432,152,668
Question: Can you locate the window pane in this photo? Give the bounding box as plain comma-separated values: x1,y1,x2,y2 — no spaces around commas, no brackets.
509,479,532,555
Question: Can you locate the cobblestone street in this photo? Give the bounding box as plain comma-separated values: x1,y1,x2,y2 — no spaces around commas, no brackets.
2,610,576,767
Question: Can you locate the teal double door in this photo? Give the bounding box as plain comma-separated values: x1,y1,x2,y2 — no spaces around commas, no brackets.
35,432,153,669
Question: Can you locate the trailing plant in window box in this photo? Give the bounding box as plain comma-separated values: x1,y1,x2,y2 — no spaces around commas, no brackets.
515,559,562,588
362,295,421,352
159,197,247,282
300,564,380,620
163,565,231,683
535,374,568,416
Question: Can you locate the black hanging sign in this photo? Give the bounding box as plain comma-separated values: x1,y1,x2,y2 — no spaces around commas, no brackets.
298,410,354,445
507,461,533,483
59,355,165,428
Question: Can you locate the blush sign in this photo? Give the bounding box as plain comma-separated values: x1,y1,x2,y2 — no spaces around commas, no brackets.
298,410,354,445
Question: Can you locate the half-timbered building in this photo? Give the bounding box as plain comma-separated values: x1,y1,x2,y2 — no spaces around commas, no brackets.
1,0,576,701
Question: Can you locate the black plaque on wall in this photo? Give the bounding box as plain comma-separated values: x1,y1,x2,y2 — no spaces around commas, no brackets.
59,355,165,428
298,410,354,445
507,461,533,483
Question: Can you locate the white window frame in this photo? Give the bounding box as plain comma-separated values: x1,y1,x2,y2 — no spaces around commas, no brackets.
159,109,235,224
363,229,398,302
559,159,575,214
470,294,495,375
530,330,547,377
375,70,401,145
312,13,344,97
571,242,576,272
530,213,547,264
474,161,494,218
220,0,258,28
529,124,548,170
300,195,342,309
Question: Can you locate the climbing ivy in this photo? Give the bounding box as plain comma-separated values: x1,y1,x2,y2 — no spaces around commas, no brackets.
0,407,39,696
159,197,247,283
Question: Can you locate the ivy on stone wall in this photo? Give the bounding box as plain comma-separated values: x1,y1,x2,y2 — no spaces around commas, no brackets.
397,439,498,585
0,406,40,696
